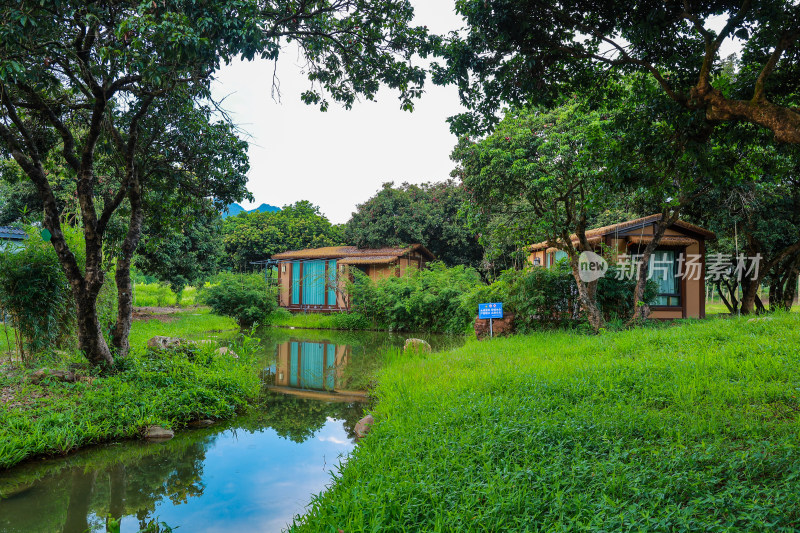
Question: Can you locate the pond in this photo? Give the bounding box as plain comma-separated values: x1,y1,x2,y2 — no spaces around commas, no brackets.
0,327,463,533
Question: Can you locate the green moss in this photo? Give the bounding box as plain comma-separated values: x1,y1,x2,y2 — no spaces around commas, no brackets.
292,314,800,532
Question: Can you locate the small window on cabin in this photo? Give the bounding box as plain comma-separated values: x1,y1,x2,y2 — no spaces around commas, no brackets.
649,250,680,306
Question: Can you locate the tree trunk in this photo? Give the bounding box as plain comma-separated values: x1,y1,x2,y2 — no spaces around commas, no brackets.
566,249,603,331
112,175,144,357
716,278,738,313
75,289,114,368
13,156,114,367
629,211,680,323
784,269,799,310
739,275,764,315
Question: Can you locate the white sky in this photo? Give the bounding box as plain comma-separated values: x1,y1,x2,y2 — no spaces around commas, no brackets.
211,7,743,225
211,1,465,224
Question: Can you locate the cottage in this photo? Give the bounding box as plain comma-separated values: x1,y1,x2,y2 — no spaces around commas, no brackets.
272,245,435,312
529,215,715,319
0,226,27,252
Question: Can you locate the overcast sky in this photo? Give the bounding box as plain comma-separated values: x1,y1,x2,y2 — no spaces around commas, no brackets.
211,6,743,225
210,1,465,224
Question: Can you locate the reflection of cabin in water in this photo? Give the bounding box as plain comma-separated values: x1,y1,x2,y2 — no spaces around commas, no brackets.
274,340,349,392
272,245,435,312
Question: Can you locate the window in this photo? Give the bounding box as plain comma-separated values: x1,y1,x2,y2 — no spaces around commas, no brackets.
649,250,680,306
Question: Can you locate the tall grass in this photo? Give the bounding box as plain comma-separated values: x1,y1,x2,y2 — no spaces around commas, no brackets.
133,283,198,307
265,310,371,331
292,314,800,531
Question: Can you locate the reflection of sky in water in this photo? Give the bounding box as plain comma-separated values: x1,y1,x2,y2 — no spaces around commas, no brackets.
120,420,354,533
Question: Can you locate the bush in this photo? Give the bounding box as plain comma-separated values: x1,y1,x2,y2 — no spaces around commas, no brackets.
349,263,483,334
463,260,658,332
200,273,276,328
0,227,117,360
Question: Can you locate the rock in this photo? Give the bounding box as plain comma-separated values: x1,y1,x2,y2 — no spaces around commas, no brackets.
188,419,215,428
474,313,515,340
144,425,174,441
147,336,188,350
215,346,239,358
30,368,76,384
354,414,374,439
404,338,432,353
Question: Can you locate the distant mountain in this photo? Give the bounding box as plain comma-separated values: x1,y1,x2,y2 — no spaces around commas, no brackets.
222,202,281,218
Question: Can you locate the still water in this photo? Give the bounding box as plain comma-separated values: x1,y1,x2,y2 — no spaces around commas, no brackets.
0,328,462,533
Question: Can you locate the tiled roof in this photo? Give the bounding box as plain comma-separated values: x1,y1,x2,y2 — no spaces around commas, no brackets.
530,215,714,251
627,235,699,247
339,255,400,265
0,227,28,240
273,244,435,261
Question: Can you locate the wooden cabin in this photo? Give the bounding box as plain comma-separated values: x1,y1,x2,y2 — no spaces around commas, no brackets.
529,215,715,319
272,245,435,312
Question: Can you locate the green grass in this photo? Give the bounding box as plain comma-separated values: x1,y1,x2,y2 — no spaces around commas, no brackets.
0,309,254,470
292,314,800,532
705,300,800,316
128,307,238,347
266,310,371,330
133,283,198,307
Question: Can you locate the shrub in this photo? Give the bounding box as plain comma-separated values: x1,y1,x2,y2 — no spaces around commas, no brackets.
349,263,483,334
200,273,276,328
463,261,658,331
0,227,117,360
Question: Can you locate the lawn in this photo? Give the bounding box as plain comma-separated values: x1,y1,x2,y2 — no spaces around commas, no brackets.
0,309,253,470
292,314,800,532
133,283,199,307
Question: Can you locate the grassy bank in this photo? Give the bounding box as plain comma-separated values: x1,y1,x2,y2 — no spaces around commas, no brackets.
266,310,371,331
293,314,800,531
0,309,254,470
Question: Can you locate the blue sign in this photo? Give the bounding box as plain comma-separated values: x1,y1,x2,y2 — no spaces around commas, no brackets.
478,303,503,319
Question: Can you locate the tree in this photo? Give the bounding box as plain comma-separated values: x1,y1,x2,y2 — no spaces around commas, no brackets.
452,101,614,330
436,1,800,142
136,206,225,303
0,0,432,367
343,180,483,268
222,201,342,270
688,143,800,314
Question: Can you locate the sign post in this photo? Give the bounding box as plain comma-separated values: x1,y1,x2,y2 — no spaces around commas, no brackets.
478,303,504,338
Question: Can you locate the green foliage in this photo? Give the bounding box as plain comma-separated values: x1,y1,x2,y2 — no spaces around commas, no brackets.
222,201,343,270
452,102,612,252
344,181,483,269
136,203,226,298
200,273,276,328
349,263,483,334
0,331,261,470
437,0,800,139
292,313,800,531
0,227,117,359
464,262,659,331
0,230,71,358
